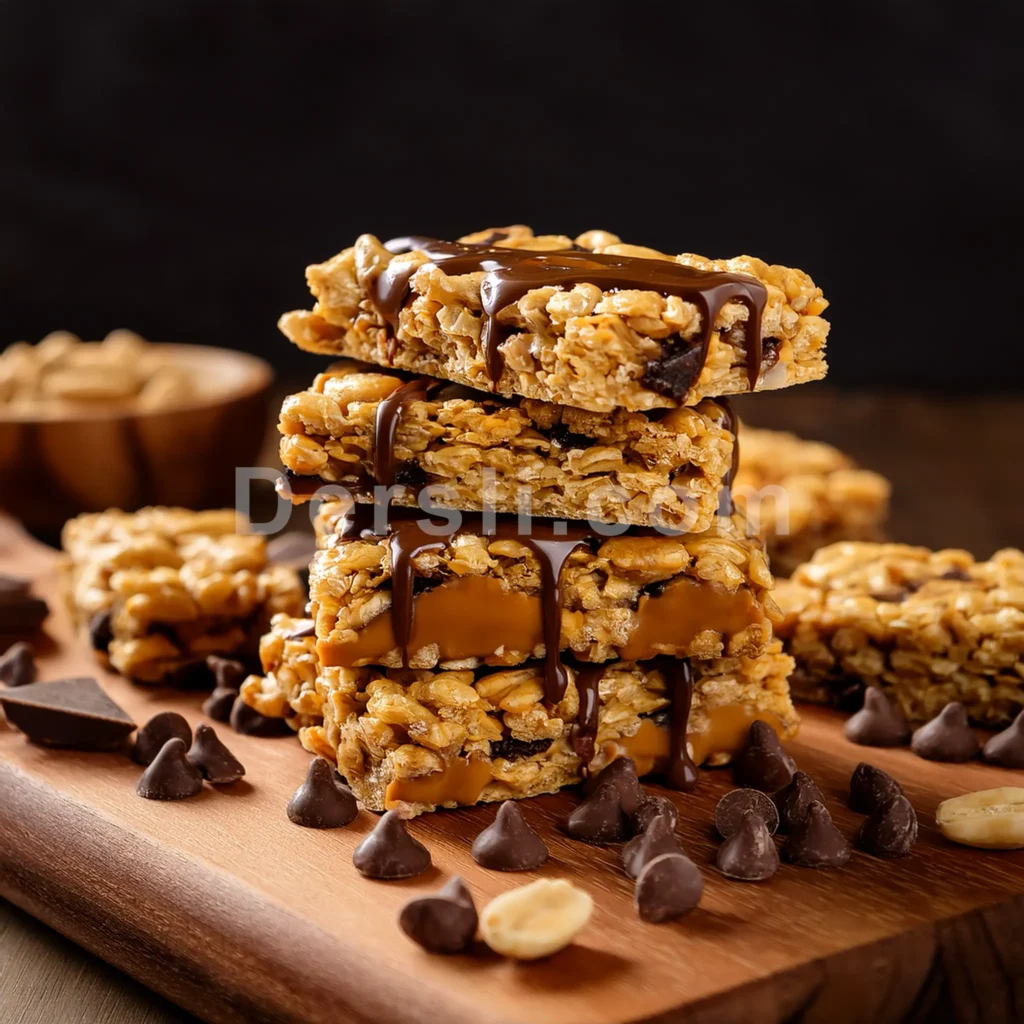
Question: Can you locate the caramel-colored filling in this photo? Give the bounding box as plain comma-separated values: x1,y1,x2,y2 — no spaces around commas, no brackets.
385,756,492,809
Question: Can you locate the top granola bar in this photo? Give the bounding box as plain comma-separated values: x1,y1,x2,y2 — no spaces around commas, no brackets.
279,226,829,413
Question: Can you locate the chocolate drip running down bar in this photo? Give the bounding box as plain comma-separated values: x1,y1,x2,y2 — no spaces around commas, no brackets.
373,237,769,388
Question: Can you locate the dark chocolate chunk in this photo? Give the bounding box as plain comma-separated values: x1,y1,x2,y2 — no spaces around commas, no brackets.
550,423,597,451
733,721,796,792
641,344,705,400
163,658,215,690
471,801,548,871
131,711,193,766
287,757,358,828
632,793,678,835
821,673,867,713
399,877,477,954
633,853,704,924
353,810,431,879
0,677,135,750
581,757,643,816
281,619,315,641
639,580,669,600
910,703,979,762
0,641,35,687
773,772,825,832
266,530,317,569
844,687,910,747
230,695,290,737
782,801,851,868
206,654,247,691
489,736,552,761
857,794,918,858
0,574,31,602
715,788,779,838
395,461,428,489
622,813,683,880
202,687,239,722
716,811,780,881
849,762,903,814
187,723,245,784
940,567,972,582
88,609,113,652
982,711,1024,769
136,738,204,800
0,594,49,634
566,781,630,844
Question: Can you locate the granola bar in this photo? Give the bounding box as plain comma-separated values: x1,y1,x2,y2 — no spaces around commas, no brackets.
775,543,1024,725
239,613,321,730
278,360,736,533
734,426,891,576
298,644,798,815
279,226,829,414
61,507,306,684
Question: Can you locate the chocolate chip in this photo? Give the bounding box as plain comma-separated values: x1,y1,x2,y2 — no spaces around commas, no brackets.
582,757,643,816
0,641,35,687
849,762,903,814
622,813,684,880
353,810,431,880
0,594,49,634
88,609,113,652
782,801,851,868
399,877,478,954
632,793,678,835
772,772,825,832
732,721,796,792
0,574,30,602
940,567,972,582
642,344,705,400
0,677,135,750
550,423,597,451
489,736,552,761
205,654,246,691
287,757,358,828
823,674,867,713
164,658,215,690
982,711,1024,769
566,781,630,844
857,794,918,858
230,695,290,737
911,703,979,762
634,853,704,924
131,711,193,766
639,580,669,600
715,788,779,838
281,619,315,641
136,738,204,800
844,687,910,747
186,723,245,784
395,461,428,489
202,687,238,722
470,801,548,871
266,530,317,569
716,811,780,881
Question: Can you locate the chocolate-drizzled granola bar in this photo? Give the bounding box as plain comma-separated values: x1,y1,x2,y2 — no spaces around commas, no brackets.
279,226,828,413
776,542,1024,724
279,360,736,533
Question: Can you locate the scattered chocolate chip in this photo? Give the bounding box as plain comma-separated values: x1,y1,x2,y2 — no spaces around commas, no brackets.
641,344,704,401
849,762,903,814
844,687,910,747
716,811,780,882
353,810,431,879
0,574,30,602
733,721,796,792
773,772,825,832
281,619,315,641
206,654,246,690
782,801,851,868
0,677,135,750
550,423,598,451
266,530,317,569
88,609,113,652
136,738,204,800
202,687,239,722
622,813,684,879
566,781,630,844
715,788,779,838
857,794,918,858
582,757,643,816
130,711,193,766
822,674,867,713
399,876,478,954
287,757,358,828
0,641,35,686
983,711,1024,769
489,736,552,761
634,853,704,924
911,703,979,762
230,695,290,737
0,594,49,634
186,724,245,784
471,801,548,871
632,793,678,835
164,658,215,690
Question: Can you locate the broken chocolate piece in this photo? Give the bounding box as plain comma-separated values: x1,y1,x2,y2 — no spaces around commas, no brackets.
849,762,903,814
911,703,979,762
982,711,1024,769
622,813,684,880
136,737,204,800
131,711,193,766
399,876,478,954
0,574,30,602
471,801,549,871
641,344,705,401
716,811,780,881
733,721,796,792
715,788,779,838
0,641,35,687
844,688,910,747
353,810,431,879
88,609,113,652
202,687,239,723
632,793,678,835
0,594,49,634
634,853,704,923
566,781,630,844
0,677,135,750
206,655,246,691
773,772,825,832
782,801,851,868
857,794,918,858
229,695,290,737
287,757,358,828
186,723,245,784
582,757,644,816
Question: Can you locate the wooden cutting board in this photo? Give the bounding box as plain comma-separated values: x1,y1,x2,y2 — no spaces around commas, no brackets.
2,516,1024,1024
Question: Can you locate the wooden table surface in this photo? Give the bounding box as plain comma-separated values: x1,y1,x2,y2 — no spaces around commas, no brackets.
2,387,1022,1024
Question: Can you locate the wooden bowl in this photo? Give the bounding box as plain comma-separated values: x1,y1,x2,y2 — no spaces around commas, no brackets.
0,344,273,541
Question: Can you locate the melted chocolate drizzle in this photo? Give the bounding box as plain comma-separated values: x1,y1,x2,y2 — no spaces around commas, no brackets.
663,657,699,791
570,662,604,765
372,377,435,486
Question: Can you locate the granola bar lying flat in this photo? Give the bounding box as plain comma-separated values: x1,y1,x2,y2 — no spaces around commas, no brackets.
279,360,737,533
240,613,321,730
62,507,306,684
296,645,797,815
776,543,1024,724
734,427,891,576
279,226,829,414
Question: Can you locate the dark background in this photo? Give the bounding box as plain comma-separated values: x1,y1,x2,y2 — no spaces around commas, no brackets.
2,0,1022,390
